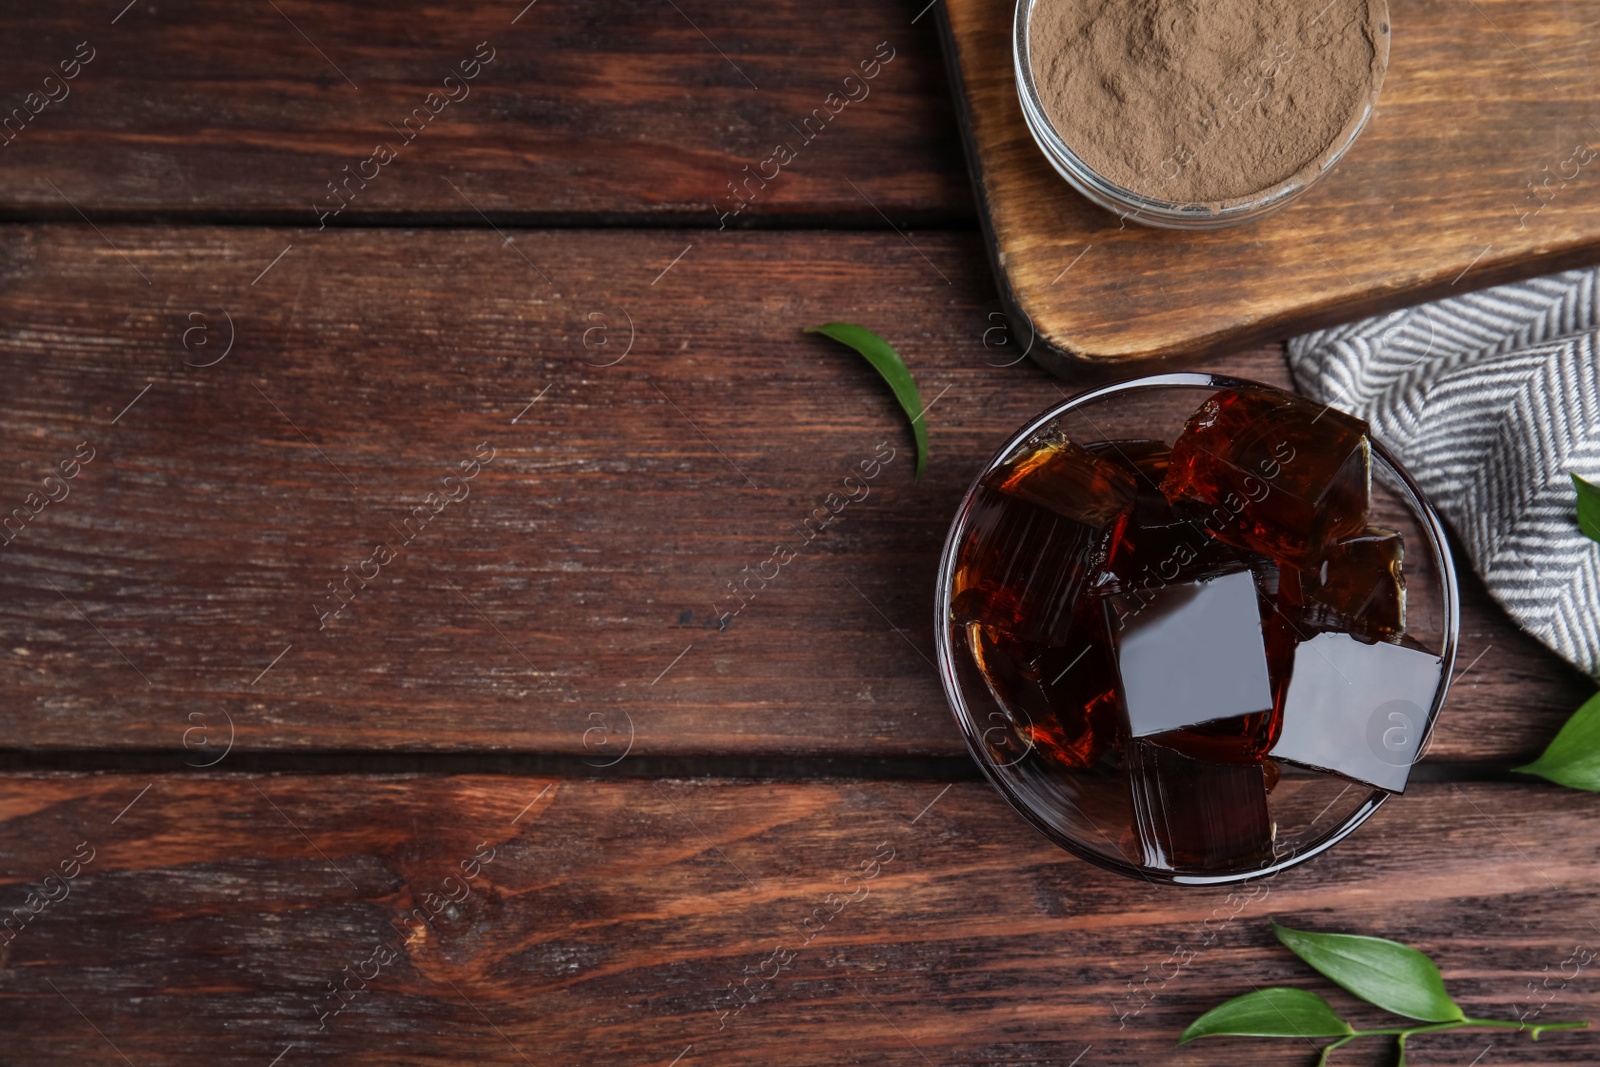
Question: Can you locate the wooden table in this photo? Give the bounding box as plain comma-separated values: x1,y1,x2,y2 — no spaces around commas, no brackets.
1,3,1596,1064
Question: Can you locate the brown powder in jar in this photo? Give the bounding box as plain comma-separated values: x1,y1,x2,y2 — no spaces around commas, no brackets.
1028,0,1386,204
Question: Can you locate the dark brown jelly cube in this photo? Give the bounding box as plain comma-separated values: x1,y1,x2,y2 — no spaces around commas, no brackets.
1099,486,1259,596
1254,558,1302,739
1099,442,1285,765
1127,740,1275,871
1146,712,1282,766
1085,438,1172,485
952,488,1112,645
953,433,1135,644
1103,568,1278,762
963,622,1037,768
1289,527,1407,643
1086,439,1251,596
1266,631,1443,793
991,431,1138,528
1024,755,1143,867
1161,389,1371,568
965,607,1124,770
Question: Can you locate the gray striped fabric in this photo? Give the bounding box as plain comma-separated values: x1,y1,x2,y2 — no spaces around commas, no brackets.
1287,269,1600,678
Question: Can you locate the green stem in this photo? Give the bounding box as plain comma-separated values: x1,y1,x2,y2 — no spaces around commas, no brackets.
1316,1017,1589,1065
1314,1034,1358,1067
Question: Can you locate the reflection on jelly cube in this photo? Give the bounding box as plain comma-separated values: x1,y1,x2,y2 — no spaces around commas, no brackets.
953,488,1107,645
1127,740,1275,871
1105,568,1276,749
965,617,1123,769
1267,631,1443,793
1146,713,1281,765
1090,439,1255,595
963,622,1038,769
1162,389,1371,567
1086,438,1172,486
1026,758,1142,866
991,431,1137,529
1288,527,1406,643
1254,557,1301,731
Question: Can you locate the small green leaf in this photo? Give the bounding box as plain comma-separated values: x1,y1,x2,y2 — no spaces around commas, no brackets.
805,322,928,481
1575,473,1600,544
1179,987,1353,1044
1516,689,1600,790
1274,923,1465,1022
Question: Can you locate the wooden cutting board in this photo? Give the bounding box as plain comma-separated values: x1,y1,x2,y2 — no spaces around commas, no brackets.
938,0,1600,372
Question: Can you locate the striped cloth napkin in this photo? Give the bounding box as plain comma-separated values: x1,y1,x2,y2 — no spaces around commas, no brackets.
1287,269,1600,678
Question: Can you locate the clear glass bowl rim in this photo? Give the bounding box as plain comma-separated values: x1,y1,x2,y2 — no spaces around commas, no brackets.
933,371,1462,886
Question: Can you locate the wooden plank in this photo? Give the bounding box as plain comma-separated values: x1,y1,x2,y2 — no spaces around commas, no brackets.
942,0,1600,366
0,226,1588,761
0,0,967,223
2,773,1597,1064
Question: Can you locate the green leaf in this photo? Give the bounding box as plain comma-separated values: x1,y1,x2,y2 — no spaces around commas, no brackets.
804,322,928,481
1515,689,1600,790
1575,473,1600,544
1179,987,1353,1044
1274,923,1465,1022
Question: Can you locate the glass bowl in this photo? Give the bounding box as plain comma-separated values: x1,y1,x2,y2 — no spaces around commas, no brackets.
1013,0,1391,229
935,373,1459,885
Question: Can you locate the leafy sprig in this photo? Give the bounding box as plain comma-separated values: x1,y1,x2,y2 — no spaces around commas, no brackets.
1515,472,1600,789
1517,690,1600,789
804,322,928,480
1180,923,1587,1066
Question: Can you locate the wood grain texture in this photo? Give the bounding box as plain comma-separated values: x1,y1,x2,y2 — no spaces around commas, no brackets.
0,226,1589,762
0,0,967,223
2,773,1597,1065
942,0,1600,366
